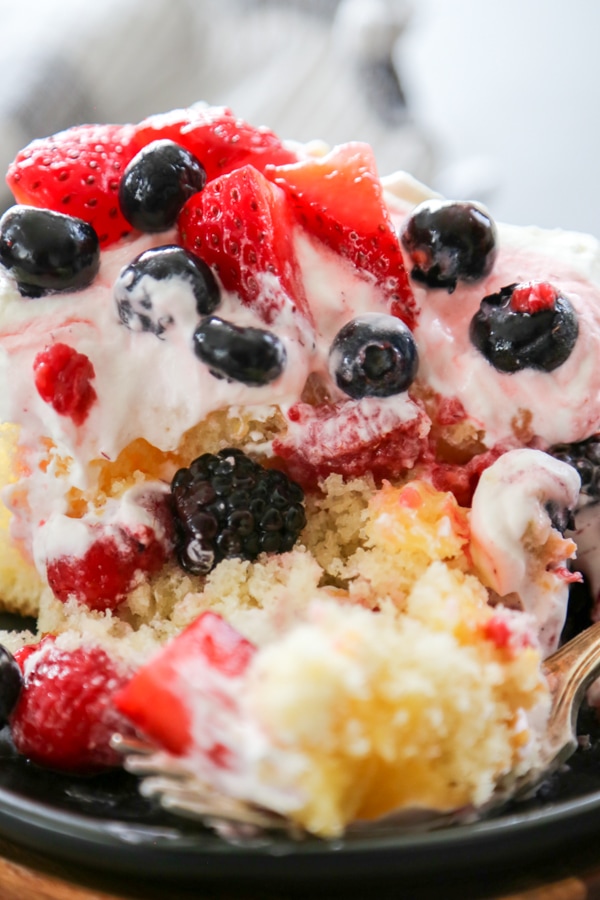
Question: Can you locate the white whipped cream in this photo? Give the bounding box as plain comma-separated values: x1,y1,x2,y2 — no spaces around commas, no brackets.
470,448,580,655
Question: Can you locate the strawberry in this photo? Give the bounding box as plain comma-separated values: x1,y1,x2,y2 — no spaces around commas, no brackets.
179,165,309,324
46,520,170,612
266,142,417,330
7,123,138,247
134,106,298,182
10,641,133,773
272,398,430,488
114,611,255,756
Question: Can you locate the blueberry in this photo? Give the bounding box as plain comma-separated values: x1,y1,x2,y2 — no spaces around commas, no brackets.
0,206,100,297
469,283,578,373
0,645,22,725
400,199,497,292
193,316,286,385
329,314,418,399
115,245,220,337
119,140,206,233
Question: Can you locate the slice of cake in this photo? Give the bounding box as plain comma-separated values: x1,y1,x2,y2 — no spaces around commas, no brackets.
0,104,595,836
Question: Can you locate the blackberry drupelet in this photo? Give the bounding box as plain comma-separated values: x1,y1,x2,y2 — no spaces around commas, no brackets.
171,448,306,575
550,435,600,502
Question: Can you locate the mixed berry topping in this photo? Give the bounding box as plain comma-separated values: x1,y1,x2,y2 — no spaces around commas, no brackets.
193,315,286,385
119,140,207,233
469,281,579,373
0,206,100,297
550,435,600,502
329,313,418,399
115,245,220,337
171,448,306,575
33,342,97,425
400,199,497,292
0,646,22,726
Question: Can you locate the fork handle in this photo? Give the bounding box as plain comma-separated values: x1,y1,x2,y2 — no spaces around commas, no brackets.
542,620,600,764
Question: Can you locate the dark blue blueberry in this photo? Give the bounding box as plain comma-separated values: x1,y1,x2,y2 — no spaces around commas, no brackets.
115,245,220,337
0,206,99,297
193,316,286,386
0,646,22,725
400,199,497,292
469,283,578,373
119,140,206,233
329,313,418,399
550,435,600,501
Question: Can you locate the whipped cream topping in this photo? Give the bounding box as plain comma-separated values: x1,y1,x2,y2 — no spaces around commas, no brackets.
1,163,599,598
470,448,580,655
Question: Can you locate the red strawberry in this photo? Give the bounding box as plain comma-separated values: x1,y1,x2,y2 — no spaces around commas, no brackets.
47,520,170,612
7,123,138,247
114,611,255,756
33,342,97,425
134,106,298,183
10,641,133,773
273,398,430,488
179,165,309,324
266,142,417,330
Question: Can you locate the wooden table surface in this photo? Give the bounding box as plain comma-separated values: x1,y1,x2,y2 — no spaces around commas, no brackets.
2,828,600,900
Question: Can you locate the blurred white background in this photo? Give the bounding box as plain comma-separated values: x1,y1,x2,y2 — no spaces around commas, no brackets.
0,0,598,235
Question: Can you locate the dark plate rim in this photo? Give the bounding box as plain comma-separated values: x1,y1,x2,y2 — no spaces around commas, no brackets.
1,771,600,882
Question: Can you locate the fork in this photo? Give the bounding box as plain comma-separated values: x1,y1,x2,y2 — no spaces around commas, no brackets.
111,619,600,840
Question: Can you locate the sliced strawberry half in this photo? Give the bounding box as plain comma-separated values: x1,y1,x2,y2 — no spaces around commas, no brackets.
10,641,134,773
273,397,430,488
114,611,256,756
266,142,417,330
179,165,309,324
7,123,138,247
134,106,298,182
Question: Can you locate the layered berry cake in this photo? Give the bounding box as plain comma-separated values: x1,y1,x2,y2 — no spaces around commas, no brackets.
0,104,596,837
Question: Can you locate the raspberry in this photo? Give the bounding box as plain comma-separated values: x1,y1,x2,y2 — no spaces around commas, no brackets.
171,448,306,575
47,523,169,611
33,342,96,425
272,399,430,488
10,642,133,773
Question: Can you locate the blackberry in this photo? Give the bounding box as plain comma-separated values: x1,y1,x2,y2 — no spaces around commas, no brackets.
0,206,100,297
171,448,306,575
400,199,497,292
549,435,600,502
0,645,22,725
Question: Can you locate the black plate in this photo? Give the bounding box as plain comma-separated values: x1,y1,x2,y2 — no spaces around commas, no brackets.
2,611,600,887
0,707,600,886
